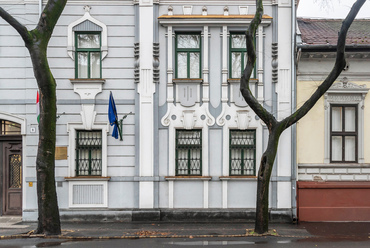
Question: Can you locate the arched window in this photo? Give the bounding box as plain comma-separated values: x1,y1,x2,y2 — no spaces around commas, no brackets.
0,120,21,135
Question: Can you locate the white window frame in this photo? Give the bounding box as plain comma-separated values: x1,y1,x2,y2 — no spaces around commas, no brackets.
66,123,109,208
67,7,108,60
67,123,109,177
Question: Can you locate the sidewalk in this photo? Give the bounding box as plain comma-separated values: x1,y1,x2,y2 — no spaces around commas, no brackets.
0,217,369,241
0,217,310,239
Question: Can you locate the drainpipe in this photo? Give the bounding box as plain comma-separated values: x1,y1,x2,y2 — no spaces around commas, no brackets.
291,0,297,222
39,0,42,16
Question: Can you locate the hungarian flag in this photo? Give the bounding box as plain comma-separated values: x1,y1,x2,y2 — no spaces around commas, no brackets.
36,91,40,123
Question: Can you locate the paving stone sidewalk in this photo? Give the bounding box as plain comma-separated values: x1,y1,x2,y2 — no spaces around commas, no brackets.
0,217,312,239
1,217,369,241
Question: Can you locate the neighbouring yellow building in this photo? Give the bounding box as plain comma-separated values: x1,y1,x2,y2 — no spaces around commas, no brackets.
296,18,370,221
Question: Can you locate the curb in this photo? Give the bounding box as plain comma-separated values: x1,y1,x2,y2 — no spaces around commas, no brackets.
0,231,312,240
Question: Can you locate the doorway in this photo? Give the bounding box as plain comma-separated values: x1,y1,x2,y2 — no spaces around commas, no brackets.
1,120,22,216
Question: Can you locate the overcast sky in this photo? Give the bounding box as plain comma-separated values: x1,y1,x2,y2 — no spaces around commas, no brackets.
297,0,370,18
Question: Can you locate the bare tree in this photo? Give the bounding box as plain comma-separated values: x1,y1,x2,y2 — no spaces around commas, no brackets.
242,0,366,234
0,0,68,235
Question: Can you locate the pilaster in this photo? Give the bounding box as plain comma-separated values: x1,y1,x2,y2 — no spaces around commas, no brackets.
138,0,155,208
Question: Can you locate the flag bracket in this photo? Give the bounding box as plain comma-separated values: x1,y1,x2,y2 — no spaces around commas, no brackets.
117,112,133,141
56,112,66,121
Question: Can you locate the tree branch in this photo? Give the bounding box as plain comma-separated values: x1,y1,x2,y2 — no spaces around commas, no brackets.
280,0,366,129
240,0,276,128
36,0,67,40
0,7,31,44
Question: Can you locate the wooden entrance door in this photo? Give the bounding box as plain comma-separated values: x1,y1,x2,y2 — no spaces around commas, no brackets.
2,141,22,215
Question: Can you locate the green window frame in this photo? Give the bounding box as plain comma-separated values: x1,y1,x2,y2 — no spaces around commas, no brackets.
229,130,256,176
175,33,202,79
76,130,102,176
330,104,358,163
229,33,255,79
75,32,102,79
175,130,202,175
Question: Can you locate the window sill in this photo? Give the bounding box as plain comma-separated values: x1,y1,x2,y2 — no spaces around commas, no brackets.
219,176,257,181
64,176,111,181
165,176,211,181
298,163,370,168
227,78,258,83
173,78,203,84
70,78,106,84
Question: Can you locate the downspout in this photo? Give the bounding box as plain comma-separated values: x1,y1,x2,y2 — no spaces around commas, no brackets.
39,0,42,16
291,0,297,222
271,0,279,211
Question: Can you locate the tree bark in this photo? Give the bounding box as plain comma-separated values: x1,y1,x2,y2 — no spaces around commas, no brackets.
27,44,60,235
240,0,366,234
0,0,67,235
254,124,284,233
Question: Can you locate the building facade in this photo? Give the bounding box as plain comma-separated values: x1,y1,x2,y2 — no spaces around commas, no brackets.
0,0,295,222
296,18,370,221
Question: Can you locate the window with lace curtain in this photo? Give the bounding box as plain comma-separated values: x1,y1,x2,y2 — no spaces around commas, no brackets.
175,33,201,79
229,130,256,175
76,130,102,176
75,32,101,79
175,130,202,175
229,33,255,79
330,105,357,163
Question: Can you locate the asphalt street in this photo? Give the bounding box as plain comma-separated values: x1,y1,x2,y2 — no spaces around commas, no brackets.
0,237,369,248
0,218,369,247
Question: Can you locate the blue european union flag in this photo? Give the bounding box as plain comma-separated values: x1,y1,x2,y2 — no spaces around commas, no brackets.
108,91,119,139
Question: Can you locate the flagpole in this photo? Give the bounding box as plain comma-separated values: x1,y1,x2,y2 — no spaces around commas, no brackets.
118,112,132,141
117,119,123,141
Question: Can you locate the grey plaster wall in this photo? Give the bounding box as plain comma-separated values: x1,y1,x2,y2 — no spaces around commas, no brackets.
155,2,278,210
174,181,203,208
1,1,137,214
1,0,291,219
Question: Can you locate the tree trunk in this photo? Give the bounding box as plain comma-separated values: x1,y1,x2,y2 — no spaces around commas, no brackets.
238,0,365,235
255,125,281,234
28,44,61,235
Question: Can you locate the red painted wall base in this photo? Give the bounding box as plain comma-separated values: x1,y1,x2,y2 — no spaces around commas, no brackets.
297,181,370,222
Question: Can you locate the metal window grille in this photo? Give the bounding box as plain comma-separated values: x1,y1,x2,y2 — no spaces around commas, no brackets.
229,130,256,175
76,130,102,176
9,154,21,188
176,130,202,175
0,120,21,135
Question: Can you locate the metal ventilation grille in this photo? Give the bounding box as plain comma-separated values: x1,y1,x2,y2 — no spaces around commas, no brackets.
9,154,21,188
73,184,104,205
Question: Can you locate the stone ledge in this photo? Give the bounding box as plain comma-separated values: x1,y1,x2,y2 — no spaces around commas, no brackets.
298,163,370,168
165,176,212,181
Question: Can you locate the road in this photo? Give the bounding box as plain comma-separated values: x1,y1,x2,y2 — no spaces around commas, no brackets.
0,236,369,248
